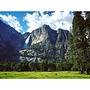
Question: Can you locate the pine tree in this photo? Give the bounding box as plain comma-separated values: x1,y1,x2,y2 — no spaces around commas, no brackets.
84,12,90,74
65,32,77,70
72,11,87,74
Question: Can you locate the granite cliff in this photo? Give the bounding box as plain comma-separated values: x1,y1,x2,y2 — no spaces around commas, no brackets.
20,24,70,62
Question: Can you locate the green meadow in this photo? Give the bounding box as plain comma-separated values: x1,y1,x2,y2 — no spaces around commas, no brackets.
0,71,90,79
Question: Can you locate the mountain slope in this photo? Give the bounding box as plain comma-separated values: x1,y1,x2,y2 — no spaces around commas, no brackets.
0,20,26,63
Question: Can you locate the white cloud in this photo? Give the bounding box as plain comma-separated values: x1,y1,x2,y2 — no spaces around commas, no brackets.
24,11,74,33
24,12,42,32
0,14,22,32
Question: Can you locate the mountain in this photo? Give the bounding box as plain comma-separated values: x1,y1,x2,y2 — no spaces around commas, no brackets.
30,24,58,45
19,24,70,62
0,20,69,63
0,20,29,63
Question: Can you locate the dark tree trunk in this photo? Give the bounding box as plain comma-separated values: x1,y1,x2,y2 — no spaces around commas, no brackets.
86,68,90,75
80,66,85,74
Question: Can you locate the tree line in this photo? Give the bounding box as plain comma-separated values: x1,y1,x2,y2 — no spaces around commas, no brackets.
0,60,73,72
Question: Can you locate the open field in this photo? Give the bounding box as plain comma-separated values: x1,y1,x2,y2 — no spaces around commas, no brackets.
0,71,90,79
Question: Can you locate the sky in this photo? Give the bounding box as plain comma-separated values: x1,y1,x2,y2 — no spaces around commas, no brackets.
0,11,74,34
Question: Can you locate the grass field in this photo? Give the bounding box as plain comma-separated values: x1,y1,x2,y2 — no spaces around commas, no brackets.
0,71,90,79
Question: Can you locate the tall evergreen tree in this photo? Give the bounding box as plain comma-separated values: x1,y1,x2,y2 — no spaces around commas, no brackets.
72,11,88,74
65,32,77,70
84,12,90,74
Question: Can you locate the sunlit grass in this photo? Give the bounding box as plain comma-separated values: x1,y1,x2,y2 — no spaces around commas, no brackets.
0,71,90,79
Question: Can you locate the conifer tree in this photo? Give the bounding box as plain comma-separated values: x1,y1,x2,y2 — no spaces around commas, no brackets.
84,12,90,74
72,11,87,74
65,32,77,70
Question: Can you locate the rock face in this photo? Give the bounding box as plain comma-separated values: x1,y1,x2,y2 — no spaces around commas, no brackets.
31,24,58,45
0,20,29,63
19,24,70,62
56,29,69,60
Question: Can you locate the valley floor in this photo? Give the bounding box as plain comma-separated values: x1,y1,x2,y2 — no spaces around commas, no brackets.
0,71,90,79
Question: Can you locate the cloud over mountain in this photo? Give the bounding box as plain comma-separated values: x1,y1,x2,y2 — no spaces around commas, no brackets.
0,14,22,32
24,11,73,33
0,11,73,33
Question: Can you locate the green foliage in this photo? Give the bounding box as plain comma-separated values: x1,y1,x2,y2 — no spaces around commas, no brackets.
30,43,41,51
0,59,73,72
66,33,76,63
0,63,16,71
15,61,31,71
66,11,90,74
73,12,90,74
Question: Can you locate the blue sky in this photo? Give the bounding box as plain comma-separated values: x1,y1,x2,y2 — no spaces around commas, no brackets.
0,11,74,34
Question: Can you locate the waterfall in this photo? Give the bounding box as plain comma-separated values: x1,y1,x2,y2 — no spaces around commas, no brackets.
24,35,31,48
